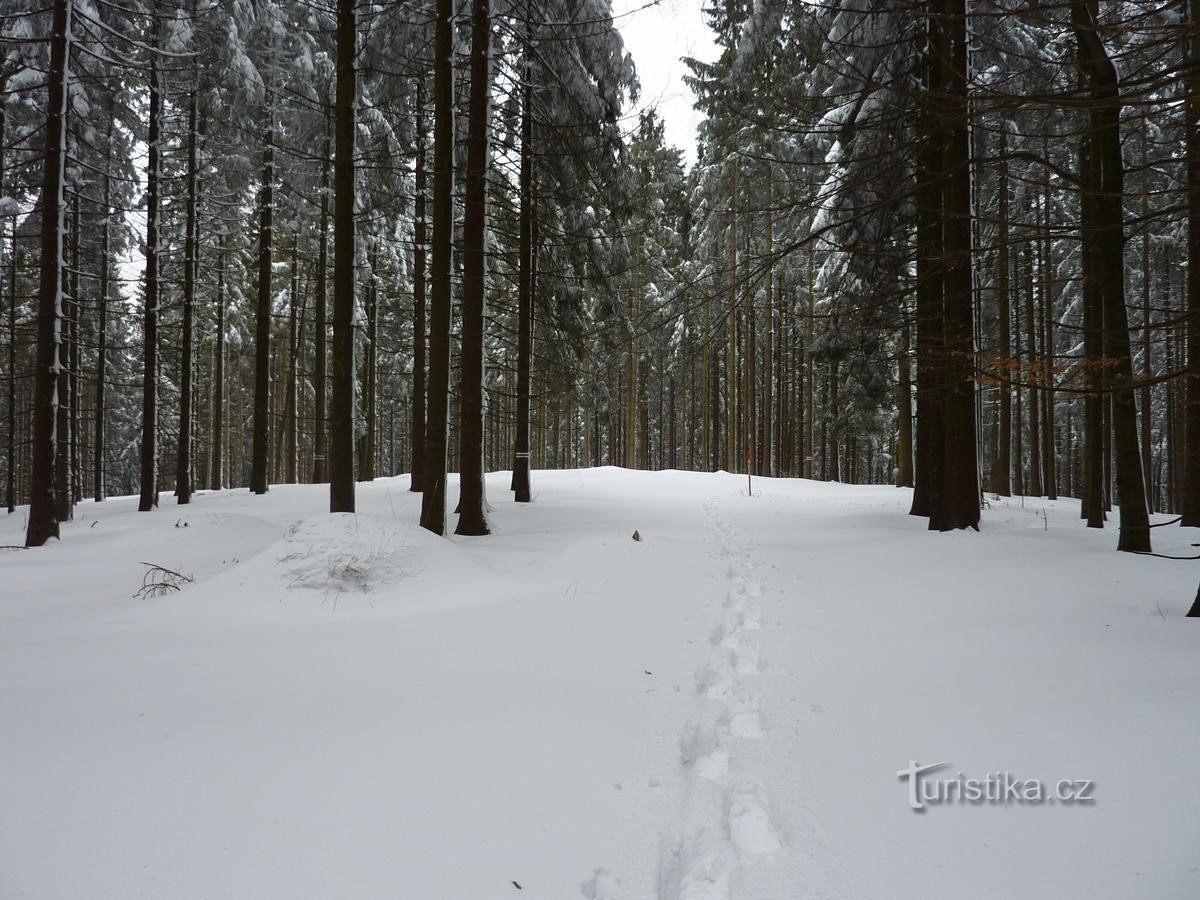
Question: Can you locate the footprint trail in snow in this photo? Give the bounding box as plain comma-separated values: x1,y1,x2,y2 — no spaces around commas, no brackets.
659,498,782,899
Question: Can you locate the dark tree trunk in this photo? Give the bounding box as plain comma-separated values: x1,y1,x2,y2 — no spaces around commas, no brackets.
456,0,491,536
138,18,161,514
312,109,330,485
931,0,979,532
0,70,9,513
177,87,198,504
358,249,377,482
330,0,358,512
1081,137,1105,526
1141,149,1154,512
992,127,1011,497
210,242,226,490
69,195,79,504
286,236,299,484
251,112,274,496
25,0,71,545
1184,0,1200,525
55,197,74,521
897,316,914,487
1074,0,1151,552
6,223,15,513
910,3,945,519
410,80,427,493
1041,169,1058,500
420,0,454,534
512,13,534,503
1025,243,1041,496
94,104,113,503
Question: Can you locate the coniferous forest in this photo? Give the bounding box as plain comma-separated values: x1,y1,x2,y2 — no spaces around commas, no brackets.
3,0,1200,555
3,4,1200,895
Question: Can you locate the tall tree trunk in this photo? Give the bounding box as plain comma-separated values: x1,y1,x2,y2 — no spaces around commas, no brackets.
138,13,161,514
1025,243,1042,496
69,195,80,504
251,99,274,495
26,0,71,545
94,104,113,502
411,80,427,493
1041,165,1058,500
1074,0,1151,551
726,159,737,474
55,197,74,521
930,0,979,531
6,219,15,513
910,4,945,519
210,242,226,490
0,70,8,513
898,314,914,487
804,254,815,478
1081,136,1105,525
992,128,1011,496
312,107,330,485
1141,146,1154,512
829,360,840,481
626,238,639,469
330,0,358,512
359,248,377,481
177,86,198,503
286,236,299,484
512,20,533,502
1184,0,1200,525
763,165,774,477
745,219,756,479
456,0,491,535
420,0,454,533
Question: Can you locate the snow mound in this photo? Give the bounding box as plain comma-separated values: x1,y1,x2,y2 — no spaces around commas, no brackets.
277,513,415,597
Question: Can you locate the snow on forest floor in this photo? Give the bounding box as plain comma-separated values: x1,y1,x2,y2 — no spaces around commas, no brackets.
1,468,1198,899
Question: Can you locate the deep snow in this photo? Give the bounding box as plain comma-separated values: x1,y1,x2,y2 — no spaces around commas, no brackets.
1,469,1197,899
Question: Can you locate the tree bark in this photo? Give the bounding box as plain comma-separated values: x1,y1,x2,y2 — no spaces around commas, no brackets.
1184,0,1200,525
512,18,533,502
411,80,427,493
210,242,226,490
898,314,914,487
0,70,8,513
312,107,330,485
456,0,491,536
25,0,72,545
1081,137,1105,525
330,0,358,513
420,0,454,533
991,128,1011,496
285,236,299,484
177,86,199,503
910,4,945,519
250,101,274,496
930,0,980,531
6,216,15,513
55,197,74,521
1073,0,1151,551
359,248,377,481
94,103,113,502
138,12,161,513
1025,243,1042,496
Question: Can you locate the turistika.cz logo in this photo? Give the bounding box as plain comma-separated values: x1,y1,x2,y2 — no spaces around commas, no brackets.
897,761,1096,811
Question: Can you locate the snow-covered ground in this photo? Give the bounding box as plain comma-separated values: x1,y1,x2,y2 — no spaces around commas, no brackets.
1,469,1197,899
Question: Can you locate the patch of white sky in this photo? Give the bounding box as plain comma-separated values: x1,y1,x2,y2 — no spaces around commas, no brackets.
611,0,718,167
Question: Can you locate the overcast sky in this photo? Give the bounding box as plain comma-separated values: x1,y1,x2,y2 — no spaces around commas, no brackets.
612,0,717,166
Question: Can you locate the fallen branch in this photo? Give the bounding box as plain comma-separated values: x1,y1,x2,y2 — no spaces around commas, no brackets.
134,561,194,599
